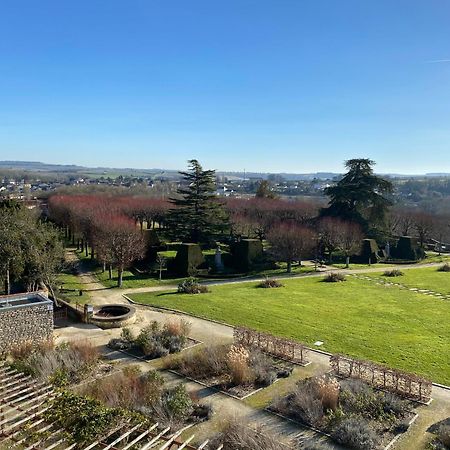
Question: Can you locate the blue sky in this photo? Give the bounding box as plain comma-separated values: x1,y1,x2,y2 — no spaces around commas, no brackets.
1,1,450,173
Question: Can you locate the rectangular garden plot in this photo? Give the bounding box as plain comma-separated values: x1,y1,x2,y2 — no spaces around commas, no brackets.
269,374,420,450
167,343,295,400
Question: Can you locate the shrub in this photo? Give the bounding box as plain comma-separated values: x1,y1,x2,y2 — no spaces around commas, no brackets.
316,376,340,411
272,378,324,426
111,319,191,358
258,277,284,288
226,345,253,386
177,278,209,294
207,418,284,450
169,344,229,380
323,272,346,282
384,269,404,277
250,350,278,387
438,263,450,272
436,424,450,448
45,391,124,443
10,340,99,385
331,417,378,450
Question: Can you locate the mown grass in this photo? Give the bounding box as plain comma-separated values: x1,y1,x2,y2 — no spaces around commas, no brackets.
367,266,450,295
57,272,90,304
130,276,450,384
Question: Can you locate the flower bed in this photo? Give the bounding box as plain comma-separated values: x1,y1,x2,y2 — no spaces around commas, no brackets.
270,374,418,450
166,343,294,399
108,319,197,360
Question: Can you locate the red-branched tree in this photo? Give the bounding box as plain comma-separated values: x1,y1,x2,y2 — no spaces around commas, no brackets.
267,223,317,273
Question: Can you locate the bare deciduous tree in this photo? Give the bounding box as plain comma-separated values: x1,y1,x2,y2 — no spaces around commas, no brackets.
267,223,316,273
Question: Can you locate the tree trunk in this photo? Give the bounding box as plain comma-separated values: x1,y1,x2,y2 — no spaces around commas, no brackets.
90,246,95,259
287,261,292,273
108,265,113,280
102,262,106,273
345,256,350,268
118,267,123,288
85,241,88,256
5,266,10,295
72,231,75,246
329,252,333,264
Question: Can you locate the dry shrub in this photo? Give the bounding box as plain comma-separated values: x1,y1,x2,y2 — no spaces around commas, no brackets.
272,377,324,426
438,263,450,272
316,376,340,411
384,269,404,277
178,278,209,294
249,350,277,387
227,345,253,386
258,278,284,288
83,367,164,410
164,319,191,337
11,340,99,385
168,344,229,380
71,340,100,366
323,272,346,283
207,418,285,450
331,417,378,450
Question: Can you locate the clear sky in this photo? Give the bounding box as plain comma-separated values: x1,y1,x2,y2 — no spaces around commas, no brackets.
1,1,450,174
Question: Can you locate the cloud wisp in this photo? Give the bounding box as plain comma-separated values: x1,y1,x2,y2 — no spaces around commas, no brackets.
426,59,450,63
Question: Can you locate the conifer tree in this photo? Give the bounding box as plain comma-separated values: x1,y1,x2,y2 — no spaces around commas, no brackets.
322,159,393,234
167,159,228,243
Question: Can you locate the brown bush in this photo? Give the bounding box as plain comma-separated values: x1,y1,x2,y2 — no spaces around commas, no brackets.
323,272,346,282
164,319,191,337
438,263,450,272
258,278,284,288
207,418,287,450
384,269,404,277
316,376,340,411
227,345,253,386
168,344,229,380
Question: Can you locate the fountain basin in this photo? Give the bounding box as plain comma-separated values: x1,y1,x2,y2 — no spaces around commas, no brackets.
90,304,136,329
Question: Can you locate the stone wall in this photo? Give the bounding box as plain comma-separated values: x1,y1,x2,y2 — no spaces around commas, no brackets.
0,303,53,354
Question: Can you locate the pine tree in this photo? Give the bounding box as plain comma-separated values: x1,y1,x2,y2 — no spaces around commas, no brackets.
167,159,228,243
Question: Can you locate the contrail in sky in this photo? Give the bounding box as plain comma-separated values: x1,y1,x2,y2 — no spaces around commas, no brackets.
426,59,450,63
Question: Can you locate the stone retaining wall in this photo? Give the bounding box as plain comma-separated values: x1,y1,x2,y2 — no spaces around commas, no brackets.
0,299,53,354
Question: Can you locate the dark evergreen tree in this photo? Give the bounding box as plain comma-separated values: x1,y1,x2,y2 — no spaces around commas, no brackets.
321,159,393,234
167,160,228,243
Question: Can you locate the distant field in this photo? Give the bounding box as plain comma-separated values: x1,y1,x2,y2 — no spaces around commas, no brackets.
130,276,450,384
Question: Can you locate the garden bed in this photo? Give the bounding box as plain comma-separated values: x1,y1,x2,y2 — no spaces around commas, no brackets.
269,374,419,450
108,319,195,361
166,343,295,400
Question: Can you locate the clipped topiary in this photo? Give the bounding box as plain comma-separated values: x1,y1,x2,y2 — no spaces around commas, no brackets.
231,239,263,272
392,236,425,261
173,243,205,276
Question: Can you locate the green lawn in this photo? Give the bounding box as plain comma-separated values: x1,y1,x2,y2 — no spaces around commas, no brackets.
130,276,450,384
57,272,90,304
366,266,450,295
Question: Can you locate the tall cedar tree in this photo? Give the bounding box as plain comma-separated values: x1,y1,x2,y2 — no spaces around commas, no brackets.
322,159,393,234
167,160,228,243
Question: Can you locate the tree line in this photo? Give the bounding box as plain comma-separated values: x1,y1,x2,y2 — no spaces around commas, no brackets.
47,158,450,281
0,200,63,296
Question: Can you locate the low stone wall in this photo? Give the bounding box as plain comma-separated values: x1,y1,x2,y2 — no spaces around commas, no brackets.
0,297,53,354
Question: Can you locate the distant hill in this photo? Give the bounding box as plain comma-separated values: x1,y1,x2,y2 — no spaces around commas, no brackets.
0,161,449,180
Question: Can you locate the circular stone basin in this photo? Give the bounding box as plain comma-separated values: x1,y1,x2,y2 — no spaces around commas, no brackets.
90,304,136,329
